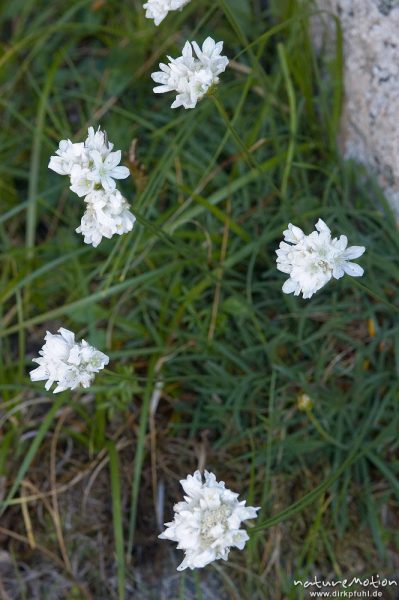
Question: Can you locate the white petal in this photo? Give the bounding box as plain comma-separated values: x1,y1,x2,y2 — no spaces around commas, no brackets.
282,278,297,294
202,37,215,55
110,165,130,180
48,156,67,175
53,385,67,394
180,472,202,497
153,85,170,94
90,149,103,168
191,41,201,58
182,41,192,58
151,72,169,84
232,529,249,550
342,245,366,260
30,365,48,382
332,264,345,279
102,175,116,192
315,218,330,234
335,235,348,251
343,262,364,277
105,150,121,169
58,328,75,346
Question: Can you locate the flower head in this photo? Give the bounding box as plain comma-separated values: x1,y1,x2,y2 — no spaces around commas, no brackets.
297,393,313,412
30,328,109,393
276,219,366,299
48,127,135,246
143,0,191,26
151,37,229,109
159,470,259,570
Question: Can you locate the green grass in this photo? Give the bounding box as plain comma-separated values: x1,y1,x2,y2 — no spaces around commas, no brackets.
0,0,398,598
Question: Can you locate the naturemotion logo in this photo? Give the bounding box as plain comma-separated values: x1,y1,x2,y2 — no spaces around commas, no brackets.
293,574,398,598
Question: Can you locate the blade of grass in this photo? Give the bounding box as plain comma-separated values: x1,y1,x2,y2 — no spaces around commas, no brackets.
0,394,64,516
26,54,62,256
108,442,126,600
126,358,157,557
277,43,297,199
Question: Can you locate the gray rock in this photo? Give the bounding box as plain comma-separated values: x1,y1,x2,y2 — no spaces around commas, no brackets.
313,0,399,218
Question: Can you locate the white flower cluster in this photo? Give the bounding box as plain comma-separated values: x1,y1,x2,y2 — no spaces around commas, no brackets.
49,127,135,247
276,219,366,299
30,328,109,394
159,470,259,570
152,37,229,109
143,0,191,26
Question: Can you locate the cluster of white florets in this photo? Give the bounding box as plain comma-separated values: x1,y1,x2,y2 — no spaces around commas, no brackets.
143,0,191,25
159,470,259,570
152,37,229,109
49,127,135,247
276,219,366,298
30,328,109,394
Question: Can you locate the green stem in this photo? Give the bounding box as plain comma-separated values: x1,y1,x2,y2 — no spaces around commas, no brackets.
306,409,347,450
108,442,126,600
211,94,257,170
277,43,296,199
126,358,157,557
352,278,399,313
26,54,61,257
